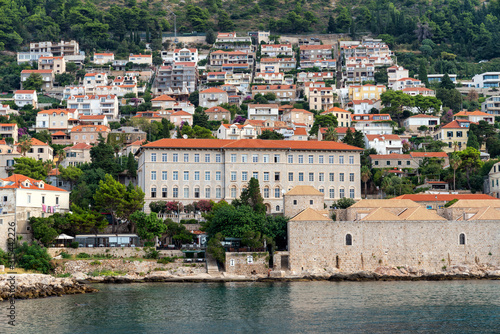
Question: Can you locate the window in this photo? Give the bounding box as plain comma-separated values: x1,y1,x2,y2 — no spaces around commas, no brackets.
205,171,211,181
253,172,258,180
173,187,178,198
264,188,269,198
162,153,167,162
173,153,178,162
308,155,313,163
151,187,156,198
183,171,189,181
230,259,235,267
299,172,304,181
242,172,248,181
205,187,211,198
151,153,156,162
27,194,31,203
346,234,352,246
375,161,379,166
56,197,59,205
339,188,345,198
241,154,248,163
329,188,335,199
151,171,157,181
293,200,297,205
216,171,221,181
194,171,200,181
231,154,237,163
263,154,270,163
349,156,354,164
275,172,280,181
349,188,355,198
184,153,189,162
216,188,221,199
339,173,344,182
231,171,237,181
264,172,269,181
447,131,454,138
205,154,210,163
298,155,304,163
387,161,391,166
398,160,402,166
319,173,324,182
216,154,221,162
252,154,258,163
457,131,463,138
339,156,344,164
329,173,334,182
173,171,178,181
288,155,293,163
194,187,200,198
310,200,314,205
274,154,280,163
459,233,466,245
184,187,189,198
309,173,314,182
276,205,280,212
329,155,334,164
162,187,167,198
349,173,354,182
319,155,324,164
275,187,281,198
288,172,293,181
231,187,237,198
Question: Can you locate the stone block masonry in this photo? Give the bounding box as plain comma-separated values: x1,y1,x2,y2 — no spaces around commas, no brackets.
48,247,183,258
288,220,500,273
225,252,269,276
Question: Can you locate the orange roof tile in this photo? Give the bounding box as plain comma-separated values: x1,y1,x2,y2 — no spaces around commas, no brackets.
152,95,176,102
441,120,474,129
252,85,295,90
0,174,67,192
65,143,92,150
454,110,492,117
299,45,333,50
393,194,498,201
71,125,110,132
15,90,36,94
205,106,230,113
409,152,448,158
200,87,226,94
323,107,350,114
51,131,67,136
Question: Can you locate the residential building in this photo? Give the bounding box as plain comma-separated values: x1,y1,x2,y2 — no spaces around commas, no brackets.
128,54,152,65
247,104,279,121
132,111,163,123
488,162,500,198
14,90,38,108
348,99,382,114
259,58,296,73
321,107,352,127
260,44,293,57
251,85,296,102
199,88,228,108
308,87,335,111
257,31,270,44
352,114,393,135
304,82,326,97
79,115,108,126
299,45,333,61
387,66,409,88
345,57,375,83
66,94,119,120
209,50,253,70
370,152,448,169
20,70,54,90
0,105,17,118
19,138,53,161
225,73,252,93
0,140,20,178
168,111,193,127
123,140,145,157
109,127,147,146
62,143,92,167
151,94,177,110
481,96,500,115
254,72,287,85
205,106,231,121
206,72,226,84
427,74,457,84
403,114,440,132
453,110,494,125
0,124,18,143
392,77,425,91
349,84,386,100
317,127,356,141
433,119,473,152
173,48,198,63
365,134,403,154
17,51,52,64
214,32,252,51
402,87,435,96
70,125,110,144
93,53,114,64
297,72,335,83
38,56,66,74
341,41,393,59
282,109,314,128
155,62,198,94
83,73,108,88
36,109,79,133
51,131,71,145
30,40,79,56
472,72,500,88
301,59,337,69
94,84,138,97
136,139,362,214
392,194,497,210
216,124,257,139
0,174,70,245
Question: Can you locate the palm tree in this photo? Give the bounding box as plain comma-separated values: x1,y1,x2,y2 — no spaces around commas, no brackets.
361,166,372,199
17,136,32,156
453,141,459,152
55,148,66,185
323,126,338,141
450,154,462,191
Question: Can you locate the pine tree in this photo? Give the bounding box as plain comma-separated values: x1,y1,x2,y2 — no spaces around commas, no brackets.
418,59,429,87
466,130,480,150
343,128,355,145
239,178,266,214
126,152,137,178
353,130,366,148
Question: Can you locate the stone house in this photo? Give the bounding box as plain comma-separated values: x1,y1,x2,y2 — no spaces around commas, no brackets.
70,125,110,144
205,106,231,122
199,88,228,109
62,143,92,167
284,185,325,218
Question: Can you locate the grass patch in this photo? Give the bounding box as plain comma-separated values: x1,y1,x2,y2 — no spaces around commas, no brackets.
54,273,72,278
76,253,91,259
60,252,72,259
90,260,102,266
87,269,127,277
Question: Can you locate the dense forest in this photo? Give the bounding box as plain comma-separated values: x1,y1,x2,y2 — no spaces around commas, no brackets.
2,0,500,63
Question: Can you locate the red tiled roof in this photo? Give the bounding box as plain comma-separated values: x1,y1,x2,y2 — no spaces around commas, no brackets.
441,120,474,129
300,45,333,50
71,125,110,132
29,138,48,146
200,88,226,94
152,95,176,101
65,143,92,150
79,115,106,120
402,87,434,92
205,106,230,113
51,131,66,136
15,90,36,94
294,128,308,136
21,70,53,74
171,111,191,116
409,114,440,119
369,153,410,160
323,107,350,114
0,174,67,192
409,152,448,158
94,53,114,56
393,194,498,201
38,109,72,115
454,110,492,117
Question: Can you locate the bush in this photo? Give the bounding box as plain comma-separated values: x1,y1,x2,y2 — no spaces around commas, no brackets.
70,242,79,249
144,241,155,247
15,243,53,274
157,257,175,264
55,273,71,278
144,247,159,259
180,219,198,224
60,252,72,259
444,198,458,207
90,260,102,266
76,252,91,259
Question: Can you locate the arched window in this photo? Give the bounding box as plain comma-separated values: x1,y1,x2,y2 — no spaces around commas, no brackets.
346,234,352,246
459,233,466,245
276,205,280,212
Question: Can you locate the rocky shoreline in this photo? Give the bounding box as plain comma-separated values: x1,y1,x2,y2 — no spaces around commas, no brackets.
0,274,98,301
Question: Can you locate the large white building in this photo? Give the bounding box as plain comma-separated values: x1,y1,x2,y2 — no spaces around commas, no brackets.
488,162,500,198
472,72,500,88
136,139,362,214
66,94,119,120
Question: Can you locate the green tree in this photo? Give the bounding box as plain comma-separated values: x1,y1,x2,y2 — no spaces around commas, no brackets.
126,152,137,178
12,157,48,180
439,74,455,89
66,204,108,234
193,125,214,139
343,128,355,145
165,220,193,247
457,147,483,189
333,197,356,209
59,165,83,190
55,73,75,86
120,182,145,231
353,130,366,148
413,95,442,114
361,166,372,199
449,154,462,191
309,114,338,136
418,59,429,87
467,130,480,150
23,73,43,91
193,109,209,129
94,174,126,233
15,243,53,274
130,211,167,242
380,90,413,126
17,136,32,156
257,130,285,140
206,29,216,44
237,178,266,214
90,135,120,175
323,126,338,141
29,216,60,246
218,10,234,31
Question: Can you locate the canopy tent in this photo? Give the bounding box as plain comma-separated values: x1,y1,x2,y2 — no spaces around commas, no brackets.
56,234,74,240
55,233,74,247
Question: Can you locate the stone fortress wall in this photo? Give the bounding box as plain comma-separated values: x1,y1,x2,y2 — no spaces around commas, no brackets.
288,220,500,273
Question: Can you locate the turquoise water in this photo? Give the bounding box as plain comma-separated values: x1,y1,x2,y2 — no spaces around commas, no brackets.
2,280,499,333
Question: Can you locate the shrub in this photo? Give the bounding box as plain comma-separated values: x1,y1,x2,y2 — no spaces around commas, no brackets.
157,257,175,264
60,252,72,259
55,273,71,278
144,241,155,247
144,247,159,259
90,260,102,266
15,242,53,274
76,252,91,259
70,241,79,248
444,198,458,207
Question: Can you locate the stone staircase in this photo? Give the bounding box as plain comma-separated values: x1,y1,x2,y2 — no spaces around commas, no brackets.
206,254,220,276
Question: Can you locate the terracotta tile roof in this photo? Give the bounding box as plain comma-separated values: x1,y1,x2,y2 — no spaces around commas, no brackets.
152,95,176,101
200,87,226,94
448,199,500,208
211,50,248,55
65,143,92,150
359,208,401,221
222,124,245,129
71,125,110,132
409,152,448,158
79,115,106,120
402,87,434,92
285,108,313,115
252,85,295,90
0,174,67,192
294,128,307,136
84,72,106,77
141,138,363,151
205,106,230,113
245,120,265,126
366,134,401,141
290,208,331,221
454,110,492,117
441,120,474,129
130,54,152,58
248,104,279,109
174,62,196,66
174,48,197,53
285,185,323,196
396,206,446,221
127,140,146,147
15,90,36,94
409,114,440,119
397,77,420,82
29,138,49,146
38,109,72,115
351,199,421,208
171,110,191,116
369,153,410,160
350,99,380,105
392,194,499,202
51,131,66,136
323,107,350,114
21,70,53,74
94,53,114,56
0,123,16,127
299,45,333,50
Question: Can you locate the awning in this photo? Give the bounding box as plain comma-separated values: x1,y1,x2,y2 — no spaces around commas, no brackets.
56,233,74,240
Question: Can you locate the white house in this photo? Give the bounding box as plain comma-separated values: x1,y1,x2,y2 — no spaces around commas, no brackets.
93,53,114,64
14,90,38,108
348,99,382,114
247,104,280,121
129,54,152,65
365,134,403,154
66,94,119,120
352,114,393,135
217,124,257,140
403,114,440,132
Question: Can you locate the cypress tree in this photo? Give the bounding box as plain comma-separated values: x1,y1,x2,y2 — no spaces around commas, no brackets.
418,59,429,87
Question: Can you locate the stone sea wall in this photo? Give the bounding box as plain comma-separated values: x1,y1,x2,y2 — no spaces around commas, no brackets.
48,247,183,258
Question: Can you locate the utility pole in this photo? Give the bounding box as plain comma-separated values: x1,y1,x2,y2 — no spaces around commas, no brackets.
165,6,177,39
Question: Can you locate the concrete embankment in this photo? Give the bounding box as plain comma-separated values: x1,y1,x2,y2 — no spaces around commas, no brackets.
0,274,97,301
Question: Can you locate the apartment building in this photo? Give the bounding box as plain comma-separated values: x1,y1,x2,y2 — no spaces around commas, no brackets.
79,115,108,126
173,48,198,63
70,125,110,144
66,94,119,120
0,140,20,178
260,44,293,57
209,50,253,70
205,106,231,121
206,72,226,84
352,114,393,135
136,138,362,214
216,124,257,140
369,152,448,169
482,96,500,115
38,56,66,74
14,90,38,108
36,109,79,133
297,72,335,83
488,162,500,198
251,85,296,102
282,109,314,128
402,87,435,96
321,107,352,127
392,77,425,91
20,70,54,90
0,105,17,118
341,41,392,59
93,53,114,64
349,84,386,100
348,99,382,114
309,87,335,111
155,62,198,94
301,59,337,69
472,72,500,88
169,111,193,127
259,58,296,72
0,124,18,143
17,51,53,64
365,134,403,154
129,54,152,65
30,40,79,56
403,114,440,132
299,45,333,61
83,73,108,88
433,120,473,152
254,72,289,85
19,138,53,161
214,32,252,51
387,66,409,88
62,143,92,167
345,57,375,83
199,88,228,108
427,74,457,84
453,110,494,125
247,104,279,121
